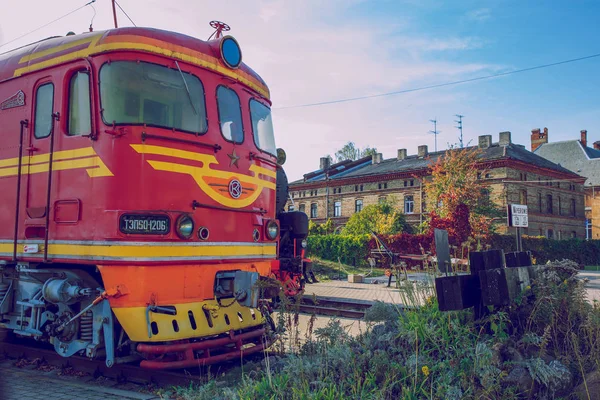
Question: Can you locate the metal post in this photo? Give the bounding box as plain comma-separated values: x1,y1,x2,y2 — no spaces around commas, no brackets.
112,0,118,28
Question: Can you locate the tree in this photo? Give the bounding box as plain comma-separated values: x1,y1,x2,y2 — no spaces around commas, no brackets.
334,141,378,162
423,147,499,245
342,200,406,235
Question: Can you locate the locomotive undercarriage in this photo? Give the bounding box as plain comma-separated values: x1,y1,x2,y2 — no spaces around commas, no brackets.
0,262,118,367
0,262,276,369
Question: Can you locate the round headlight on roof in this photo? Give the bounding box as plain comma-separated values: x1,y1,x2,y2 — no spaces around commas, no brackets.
176,214,194,239
220,36,242,69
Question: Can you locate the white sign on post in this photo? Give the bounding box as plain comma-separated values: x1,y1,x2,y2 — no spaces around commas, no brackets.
508,204,528,227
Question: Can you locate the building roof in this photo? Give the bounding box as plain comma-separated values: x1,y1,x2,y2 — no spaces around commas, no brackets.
534,140,600,187
0,27,269,99
291,141,581,186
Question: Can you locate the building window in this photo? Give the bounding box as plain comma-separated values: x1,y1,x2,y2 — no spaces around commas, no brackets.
334,201,342,217
378,183,382,189
310,203,317,218
404,195,414,214
538,193,542,212
338,187,342,194
299,204,306,213
571,199,576,217
333,188,336,194
546,228,554,239
68,71,91,136
355,199,363,213
546,195,553,214
360,185,364,191
410,180,414,186
378,196,387,204
478,189,490,208
477,173,481,180
587,219,593,240
355,185,358,191
422,200,427,212
519,190,527,205
384,183,388,189
404,181,407,187
558,197,562,215
485,173,491,179
572,231,577,239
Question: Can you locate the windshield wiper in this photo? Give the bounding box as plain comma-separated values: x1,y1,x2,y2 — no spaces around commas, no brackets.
175,60,198,115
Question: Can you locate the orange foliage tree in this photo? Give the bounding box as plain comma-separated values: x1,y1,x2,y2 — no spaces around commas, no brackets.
422,147,497,248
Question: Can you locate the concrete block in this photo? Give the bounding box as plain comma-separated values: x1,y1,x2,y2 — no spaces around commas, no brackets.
479,266,531,306
435,275,480,311
348,274,364,283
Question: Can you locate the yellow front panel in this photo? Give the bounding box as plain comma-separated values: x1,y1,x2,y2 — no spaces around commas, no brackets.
113,299,265,342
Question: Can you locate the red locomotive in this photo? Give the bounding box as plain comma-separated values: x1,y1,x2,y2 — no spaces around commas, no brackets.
0,21,307,369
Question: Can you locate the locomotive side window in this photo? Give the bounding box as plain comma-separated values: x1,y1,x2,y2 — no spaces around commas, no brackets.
249,99,276,156
216,86,244,143
68,72,91,136
34,83,54,139
99,61,207,134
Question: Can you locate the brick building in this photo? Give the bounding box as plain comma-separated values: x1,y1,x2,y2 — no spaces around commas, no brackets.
287,132,587,239
533,128,600,239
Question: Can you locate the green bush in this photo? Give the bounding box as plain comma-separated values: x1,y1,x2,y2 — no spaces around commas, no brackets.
490,235,600,265
307,234,370,266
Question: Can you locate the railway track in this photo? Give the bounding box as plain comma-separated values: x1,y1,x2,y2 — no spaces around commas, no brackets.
297,296,372,319
0,336,271,390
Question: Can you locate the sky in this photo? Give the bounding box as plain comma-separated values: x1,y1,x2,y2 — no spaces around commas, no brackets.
1,0,599,181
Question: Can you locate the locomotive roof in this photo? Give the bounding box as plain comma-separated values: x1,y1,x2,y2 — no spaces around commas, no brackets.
0,27,270,100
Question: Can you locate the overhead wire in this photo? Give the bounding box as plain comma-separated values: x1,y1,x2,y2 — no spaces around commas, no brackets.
0,0,97,50
274,52,600,110
114,0,137,27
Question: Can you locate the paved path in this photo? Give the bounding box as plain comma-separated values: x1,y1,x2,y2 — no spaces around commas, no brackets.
0,360,158,400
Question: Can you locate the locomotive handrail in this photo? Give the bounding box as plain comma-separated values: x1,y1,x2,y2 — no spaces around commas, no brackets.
44,112,60,262
249,152,277,167
141,131,222,152
13,120,27,261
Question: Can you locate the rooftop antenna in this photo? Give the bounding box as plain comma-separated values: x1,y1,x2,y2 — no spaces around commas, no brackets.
208,21,231,40
428,118,441,152
454,114,464,148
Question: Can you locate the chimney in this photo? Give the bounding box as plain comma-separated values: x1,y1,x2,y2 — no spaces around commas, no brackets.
593,141,600,151
372,152,383,164
397,148,407,160
530,127,548,152
478,134,492,149
319,157,330,170
418,145,428,157
581,130,588,147
499,131,511,146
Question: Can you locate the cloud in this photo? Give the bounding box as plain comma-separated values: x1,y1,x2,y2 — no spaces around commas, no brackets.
466,8,491,22
0,0,501,182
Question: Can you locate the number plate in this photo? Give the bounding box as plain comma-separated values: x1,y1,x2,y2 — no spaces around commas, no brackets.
119,214,170,235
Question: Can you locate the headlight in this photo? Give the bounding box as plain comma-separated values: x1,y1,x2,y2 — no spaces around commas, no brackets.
176,214,194,239
301,239,307,248
266,220,279,240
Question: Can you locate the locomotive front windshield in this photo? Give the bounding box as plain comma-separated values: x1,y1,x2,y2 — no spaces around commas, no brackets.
250,99,276,156
99,61,208,134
